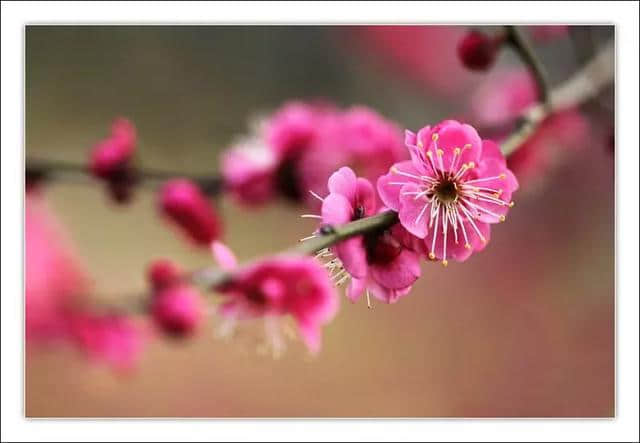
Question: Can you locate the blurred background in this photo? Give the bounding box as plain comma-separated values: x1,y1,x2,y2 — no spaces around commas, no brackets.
25,25,614,417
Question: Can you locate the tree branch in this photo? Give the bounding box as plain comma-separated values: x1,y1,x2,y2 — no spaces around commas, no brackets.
501,39,614,156
506,25,552,105
25,157,224,196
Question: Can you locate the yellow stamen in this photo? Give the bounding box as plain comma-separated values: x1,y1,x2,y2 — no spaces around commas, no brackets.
428,252,436,260
442,259,448,267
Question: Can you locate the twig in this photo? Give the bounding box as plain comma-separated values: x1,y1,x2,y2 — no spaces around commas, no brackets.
25,158,224,196
506,25,552,105
501,39,614,156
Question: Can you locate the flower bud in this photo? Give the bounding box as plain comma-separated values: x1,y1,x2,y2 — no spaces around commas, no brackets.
457,31,499,71
147,259,182,292
151,285,203,337
159,179,222,246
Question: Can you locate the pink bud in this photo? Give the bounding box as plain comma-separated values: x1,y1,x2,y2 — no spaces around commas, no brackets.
89,138,132,179
457,31,499,71
147,259,182,292
159,179,222,246
152,285,203,337
110,117,137,152
89,118,137,180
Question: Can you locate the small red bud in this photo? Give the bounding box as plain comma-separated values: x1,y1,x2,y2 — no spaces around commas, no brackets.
148,259,182,292
457,31,499,71
151,285,203,337
159,179,223,246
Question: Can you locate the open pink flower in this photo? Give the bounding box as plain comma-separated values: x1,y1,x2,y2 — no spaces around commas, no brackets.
320,167,420,304
212,246,338,354
298,106,406,210
378,120,518,265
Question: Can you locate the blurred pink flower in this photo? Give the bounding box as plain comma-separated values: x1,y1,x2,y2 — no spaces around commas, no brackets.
151,285,203,338
223,101,407,210
26,194,147,370
70,313,147,371
471,69,589,184
221,138,278,206
345,26,479,98
26,194,88,342
528,25,569,42
159,179,223,247
213,249,338,354
378,120,518,265
320,167,420,304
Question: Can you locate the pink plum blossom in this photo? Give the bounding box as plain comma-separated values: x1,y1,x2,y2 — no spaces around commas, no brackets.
319,167,421,304
212,247,338,354
471,69,589,185
221,138,278,206
221,101,406,209
377,120,519,265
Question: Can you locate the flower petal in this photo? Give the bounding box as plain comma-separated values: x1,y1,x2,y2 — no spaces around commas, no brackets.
369,248,421,289
376,161,420,211
334,237,368,279
355,177,377,216
321,193,353,225
398,182,430,239
347,278,366,302
327,166,357,202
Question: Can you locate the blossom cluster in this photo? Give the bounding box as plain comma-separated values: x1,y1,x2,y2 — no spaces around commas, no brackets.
221,101,407,209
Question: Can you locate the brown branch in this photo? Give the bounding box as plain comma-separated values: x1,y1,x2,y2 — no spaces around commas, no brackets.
501,39,614,156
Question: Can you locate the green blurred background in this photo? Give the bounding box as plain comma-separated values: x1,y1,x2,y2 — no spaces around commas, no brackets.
25,26,614,417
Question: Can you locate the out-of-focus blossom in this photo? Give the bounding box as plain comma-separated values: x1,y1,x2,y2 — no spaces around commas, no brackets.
528,25,570,42
319,167,420,304
508,111,589,183
159,179,223,247
26,194,88,342
89,117,138,203
70,313,147,371
213,248,338,354
344,26,480,98
221,138,278,206
378,120,518,265
457,30,502,71
26,193,147,370
471,69,590,185
222,101,407,210
151,285,203,337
